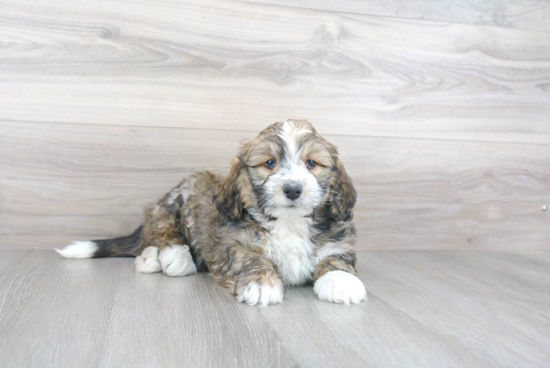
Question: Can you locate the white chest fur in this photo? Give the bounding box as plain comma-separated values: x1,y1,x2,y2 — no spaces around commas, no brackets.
261,217,316,286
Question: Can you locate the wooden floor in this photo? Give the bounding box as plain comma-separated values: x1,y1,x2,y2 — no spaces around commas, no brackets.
1,250,549,368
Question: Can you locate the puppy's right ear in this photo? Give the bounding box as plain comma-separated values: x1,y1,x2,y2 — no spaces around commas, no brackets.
213,157,243,222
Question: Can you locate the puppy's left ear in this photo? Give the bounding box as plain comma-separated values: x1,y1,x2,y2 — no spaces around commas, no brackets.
328,157,357,222
213,157,244,222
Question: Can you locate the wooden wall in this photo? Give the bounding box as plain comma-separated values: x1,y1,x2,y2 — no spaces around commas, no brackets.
1,0,549,251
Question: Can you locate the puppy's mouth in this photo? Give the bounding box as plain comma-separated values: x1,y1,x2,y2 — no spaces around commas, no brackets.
281,204,314,214
267,200,315,219
282,201,305,209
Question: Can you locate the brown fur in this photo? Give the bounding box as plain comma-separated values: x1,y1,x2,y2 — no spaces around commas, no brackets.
329,158,357,222
313,253,357,281
87,120,359,302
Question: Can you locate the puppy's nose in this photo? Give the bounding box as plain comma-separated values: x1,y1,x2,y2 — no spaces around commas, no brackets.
283,182,302,200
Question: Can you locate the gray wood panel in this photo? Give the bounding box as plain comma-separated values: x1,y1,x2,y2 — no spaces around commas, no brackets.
1,120,548,251
256,285,494,367
1,0,549,251
1,0,549,143
1,250,549,367
0,250,122,367
99,256,297,368
362,252,550,367
252,0,550,33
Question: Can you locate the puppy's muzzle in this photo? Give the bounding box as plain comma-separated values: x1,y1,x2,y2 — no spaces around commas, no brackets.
283,182,302,200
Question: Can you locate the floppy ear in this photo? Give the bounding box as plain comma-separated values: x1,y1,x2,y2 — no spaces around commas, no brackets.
213,157,244,222
328,157,357,222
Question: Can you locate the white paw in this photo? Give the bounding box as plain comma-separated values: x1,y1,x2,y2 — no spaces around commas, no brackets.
313,270,367,305
55,241,98,259
158,245,197,277
135,246,162,273
236,281,284,307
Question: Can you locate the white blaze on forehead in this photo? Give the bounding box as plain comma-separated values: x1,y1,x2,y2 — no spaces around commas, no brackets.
279,121,311,160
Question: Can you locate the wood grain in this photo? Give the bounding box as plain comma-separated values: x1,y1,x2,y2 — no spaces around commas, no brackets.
0,0,549,143
99,257,297,368
0,250,122,367
1,250,549,367
257,285,494,367
1,0,549,251
1,120,548,251
252,0,550,33
361,251,550,367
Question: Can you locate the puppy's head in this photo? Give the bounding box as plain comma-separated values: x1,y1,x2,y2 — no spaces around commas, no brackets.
214,120,356,222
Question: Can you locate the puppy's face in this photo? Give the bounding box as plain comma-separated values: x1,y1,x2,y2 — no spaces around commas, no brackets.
243,120,334,218
214,119,356,222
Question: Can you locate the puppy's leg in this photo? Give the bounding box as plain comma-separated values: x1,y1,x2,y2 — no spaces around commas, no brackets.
138,202,196,277
211,246,284,306
313,252,367,304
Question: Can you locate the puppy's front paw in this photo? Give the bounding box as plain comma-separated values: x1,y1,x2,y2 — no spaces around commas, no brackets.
236,280,285,307
313,270,367,305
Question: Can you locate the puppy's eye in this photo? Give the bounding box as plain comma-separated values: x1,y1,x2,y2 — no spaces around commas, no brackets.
264,159,276,169
305,159,317,169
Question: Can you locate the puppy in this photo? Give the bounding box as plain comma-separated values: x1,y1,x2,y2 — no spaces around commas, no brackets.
56,119,367,306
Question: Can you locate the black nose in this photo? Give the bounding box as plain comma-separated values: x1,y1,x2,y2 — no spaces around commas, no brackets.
283,182,302,200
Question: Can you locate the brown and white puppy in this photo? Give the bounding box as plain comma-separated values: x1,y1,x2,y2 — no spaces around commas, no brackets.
56,120,367,306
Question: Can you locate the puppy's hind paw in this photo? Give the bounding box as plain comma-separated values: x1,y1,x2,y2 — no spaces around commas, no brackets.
135,246,162,273
159,245,197,277
313,270,367,305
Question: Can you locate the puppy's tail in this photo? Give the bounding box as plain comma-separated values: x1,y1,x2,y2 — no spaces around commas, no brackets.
55,226,143,259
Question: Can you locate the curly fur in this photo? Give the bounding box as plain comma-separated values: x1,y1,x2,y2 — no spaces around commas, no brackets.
57,119,366,306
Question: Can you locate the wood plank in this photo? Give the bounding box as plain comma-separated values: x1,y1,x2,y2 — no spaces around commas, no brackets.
0,121,246,249
0,0,549,143
0,249,29,272
0,251,122,367
1,120,548,251
350,136,550,251
359,251,550,367
1,250,550,367
99,256,298,368
251,0,550,33
257,283,494,367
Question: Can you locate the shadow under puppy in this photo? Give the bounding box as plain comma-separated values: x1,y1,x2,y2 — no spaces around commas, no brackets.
57,119,367,306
